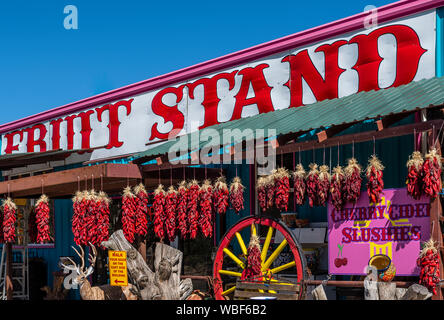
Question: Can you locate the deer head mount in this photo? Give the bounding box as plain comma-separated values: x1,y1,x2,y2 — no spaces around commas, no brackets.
61,242,97,286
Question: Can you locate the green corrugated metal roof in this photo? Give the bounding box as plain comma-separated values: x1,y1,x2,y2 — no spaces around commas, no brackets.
132,76,444,162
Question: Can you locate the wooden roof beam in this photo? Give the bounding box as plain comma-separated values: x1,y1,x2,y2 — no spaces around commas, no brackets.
376,112,413,131
317,122,356,142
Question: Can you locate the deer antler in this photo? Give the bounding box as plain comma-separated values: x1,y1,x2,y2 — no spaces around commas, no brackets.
72,245,86,272
88,242,97,268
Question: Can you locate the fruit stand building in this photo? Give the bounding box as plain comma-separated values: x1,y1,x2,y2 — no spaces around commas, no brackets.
0,0,443,300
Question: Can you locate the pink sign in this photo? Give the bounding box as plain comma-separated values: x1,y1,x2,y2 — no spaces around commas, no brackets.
328,188,430,276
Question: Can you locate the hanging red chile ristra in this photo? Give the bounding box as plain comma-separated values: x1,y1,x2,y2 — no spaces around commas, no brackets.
293,164,306,206
199,180,213,238
366,155,385,204
406,151,424,200
318,165,330,207
86,190,99,246
417,238,441,295
265,170,276,210
306,163,320,207
187,180,200,240
96,191,110,247
275,168,290,211
177,181,188,239
35,194,52,244
257,176,268,212
165,186,178,242
229,177,244,214
153,184,166,241
72,191,84,246
134,183,149,237
344,158,362,204
213,176,229,216
241,234,262,280
121,186,137,243
422,148,442,199
2,198,17,243
330,165,346,211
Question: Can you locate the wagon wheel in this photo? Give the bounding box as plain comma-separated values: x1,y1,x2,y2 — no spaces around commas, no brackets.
213,216,308,300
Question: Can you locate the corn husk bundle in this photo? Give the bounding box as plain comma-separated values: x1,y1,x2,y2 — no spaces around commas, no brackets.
330,165,346,211
293,164,306,206
165,186,177,242
422,148,442,199
241,234,262,280
2,198,17,243
257,176,268,212
177,181,188,239
134,184,149,237
406,151,424,200
213,176,229,216
417,238,440,295
318,165,331,207
229,177,244,214
199,180,213,238
366,155,385,204
35,194,51,244
187,180,200,240
275,168,291,211
306,163,320,207
344,158,362,204
153,184,166,241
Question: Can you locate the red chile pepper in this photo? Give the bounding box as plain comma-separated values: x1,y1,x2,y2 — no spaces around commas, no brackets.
344,158,362,204
275,168,290,211
422,148,442,199
153,184,166,241
177,181,188,239
199,180,213,238
165,186,178,242
213,176,229,216
366,155,385,204
306,163,320,207
2,198,17,243
418,239,441,296
330,165,346,211
257,176,268,212
266,171,276,210
229,177,244,214
96,191,111,247
187,180,200,240
241,235,262,280
134,183,149,237
72,191,84,246
406,151,424,200
121,186,137,244
293,164,306,206
318,165,330,207
35,194,52,244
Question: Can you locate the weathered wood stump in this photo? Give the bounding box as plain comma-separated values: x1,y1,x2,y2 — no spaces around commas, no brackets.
102,230,192,300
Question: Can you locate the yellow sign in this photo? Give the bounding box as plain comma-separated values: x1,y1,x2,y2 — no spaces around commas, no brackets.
108,250,128,286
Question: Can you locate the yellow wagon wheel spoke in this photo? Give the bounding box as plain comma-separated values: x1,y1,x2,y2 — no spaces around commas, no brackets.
219,270,243,277
270,261,296,274
223,248,245,269
235,232,247,256
222,285,236,296
261,226,274,262
262,239,288,272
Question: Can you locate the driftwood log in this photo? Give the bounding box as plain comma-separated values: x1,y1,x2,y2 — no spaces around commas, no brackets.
377,282,396,300
102,230,192,300
364,274,379,300
400,284,432,300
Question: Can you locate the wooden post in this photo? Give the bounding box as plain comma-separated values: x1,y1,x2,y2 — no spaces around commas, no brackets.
5,243,13,300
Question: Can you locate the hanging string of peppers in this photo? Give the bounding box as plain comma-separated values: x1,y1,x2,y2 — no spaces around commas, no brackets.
266,170,276,210
366,155,385,204
330,165,345,211
96,191,110,247
275,168,290,211
318,165,330,207
344,158,362,204
241,234,262,280
187,180,200,240
177,180,188,239
86,190,99,246
165,186,178,242
121,186,137,243
417,238,441,295
199,180,213,238
2,198,17,243
35,194,51,244
134,183,149,237
72,191,85,246
306,163,320,207
293,164,306,206
422,148,442,199
229,177,244,214
406,151,424,200
213,176,229,216
153,184,166,241
257,176,268,212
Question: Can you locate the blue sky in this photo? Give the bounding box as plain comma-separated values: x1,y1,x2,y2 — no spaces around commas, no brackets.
0,0,393,125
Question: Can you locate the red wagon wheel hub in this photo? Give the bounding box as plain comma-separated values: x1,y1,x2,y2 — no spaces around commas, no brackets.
213,216,307,300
